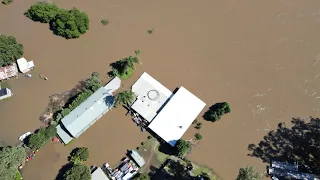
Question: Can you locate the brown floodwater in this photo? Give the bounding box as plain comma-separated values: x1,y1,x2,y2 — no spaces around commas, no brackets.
1,0,320,179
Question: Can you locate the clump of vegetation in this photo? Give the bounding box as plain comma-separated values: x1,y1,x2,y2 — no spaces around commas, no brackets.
195,122,202,130
147,29,154,34
141,142,144,146
114,90,136,108
236,166,263,180
174,139,190,158
192,119,198,125
0,146,26,180
24,2,60,23
63,164,91,180
147,135,152,139
51,8,89,39
194,133,202,140
111,55,140,80
70,147,89,164
26,125,57,149
101,19,109,25
54,72,102,123
2,0,13,5
0,35,24,67
203,102,231,122
25,2,89,39
133,173,150,180
136,147,140,150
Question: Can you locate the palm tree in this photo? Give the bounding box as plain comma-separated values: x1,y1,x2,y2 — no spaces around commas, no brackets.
114,90,136,108
236,166,263,180
124,56,139,68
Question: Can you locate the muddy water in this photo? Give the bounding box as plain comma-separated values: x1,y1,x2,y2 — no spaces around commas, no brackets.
1,0,320,179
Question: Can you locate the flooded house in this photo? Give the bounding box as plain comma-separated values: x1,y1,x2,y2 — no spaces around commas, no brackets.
0,87,13,100
0,64,18,81
56,77,121,144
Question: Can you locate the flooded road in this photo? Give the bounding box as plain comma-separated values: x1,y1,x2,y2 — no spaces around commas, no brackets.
1,0,320,179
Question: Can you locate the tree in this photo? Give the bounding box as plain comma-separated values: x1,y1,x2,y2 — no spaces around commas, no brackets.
27,128,47,149
0,146,26,180
85,72,102,92
114,90,136,108
174,139,190,157
194,133,202,140
25,2,60,23
111,56,139,80
133,173,150,180
0,35,24,67
236,166,263,180
203,102,231,122
51,8,89,39
70,147,89,164
63,164,91,180
45,125,57,139
248,117,320,174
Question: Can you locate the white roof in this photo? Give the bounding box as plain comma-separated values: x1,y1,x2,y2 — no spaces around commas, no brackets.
27,61,35,69
17,57,30,73
148,86,206,146
91,167,109,180
104,77,121,94
131,72,173,122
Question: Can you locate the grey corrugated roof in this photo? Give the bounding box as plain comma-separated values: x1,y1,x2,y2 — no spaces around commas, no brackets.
129,150,145,167
91,167,109,180
61,86,114,138
56,124,73,144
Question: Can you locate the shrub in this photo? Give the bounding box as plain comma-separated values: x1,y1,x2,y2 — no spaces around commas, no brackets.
141,142,144,146
147,29,154,34
2,0,13,5
203,102,231,122
192,119,197,125
0,35,24,67
63,164,91,180
101,19,109,25
236,166,263,180
174,139,190,157
70,147,89,164
194,133,202,140
85,72,102,92
195,122,202,130
147,136,152,139
136,147,140,150
51,8,89,39
25,2,60,23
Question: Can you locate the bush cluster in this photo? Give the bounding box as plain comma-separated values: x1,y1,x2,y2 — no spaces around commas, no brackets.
0,34,24,67
25,2,89,39
111,55,139,80
203,102,231,122
194,133,202,140
54,72,102,123
26,125,57,149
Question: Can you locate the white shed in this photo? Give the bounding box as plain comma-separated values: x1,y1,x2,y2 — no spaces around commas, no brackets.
17,57,35,73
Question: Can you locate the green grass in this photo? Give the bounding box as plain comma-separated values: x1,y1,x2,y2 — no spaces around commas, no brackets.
140,136,168,164
191,164,219,180
16,170,22,180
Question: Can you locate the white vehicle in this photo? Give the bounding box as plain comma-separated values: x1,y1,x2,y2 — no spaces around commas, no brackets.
19,132,31,141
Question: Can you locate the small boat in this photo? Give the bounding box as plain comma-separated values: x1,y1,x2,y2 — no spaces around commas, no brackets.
19,132,31,141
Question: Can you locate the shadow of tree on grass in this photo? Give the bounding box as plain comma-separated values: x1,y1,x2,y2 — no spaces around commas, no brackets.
248,117,320,174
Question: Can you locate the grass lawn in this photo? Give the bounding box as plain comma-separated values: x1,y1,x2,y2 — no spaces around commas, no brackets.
191,163,220,180
16,170,22,180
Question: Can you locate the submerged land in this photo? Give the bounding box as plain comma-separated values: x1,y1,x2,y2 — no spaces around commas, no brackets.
1,0,320,179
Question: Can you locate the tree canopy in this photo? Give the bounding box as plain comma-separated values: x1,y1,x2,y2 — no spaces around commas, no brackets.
248,117,320,174
174,139,190,158
0,34,24,67
114,90,136,108
85,72,102,92
63,164,91,180
236,166,263,180
51,8,89,39
26,125,57,149
25,2,60,23
133,173,150,180
111,56,139,80
70,147,89,164
0,146,26,180
203,102,231,122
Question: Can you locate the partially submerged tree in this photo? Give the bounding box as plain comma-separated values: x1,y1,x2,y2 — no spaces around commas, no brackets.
248,117,320,174
203,102,231,122
26,125,57,149
174,139,190,158
0,146,26,180
25,2,60,23
51,8,89,39
111,56,139,80
63,164,91,180
70,147,89,164
236,166,263,180
85,72,102,92
114,90,136,108
0,34,24,67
